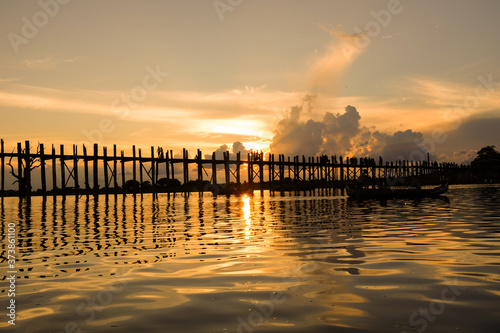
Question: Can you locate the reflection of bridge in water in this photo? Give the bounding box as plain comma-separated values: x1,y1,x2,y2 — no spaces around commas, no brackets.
0,194,364,280
0,139,477,199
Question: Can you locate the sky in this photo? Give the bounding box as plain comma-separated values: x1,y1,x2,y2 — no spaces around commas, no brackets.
1,0,499,163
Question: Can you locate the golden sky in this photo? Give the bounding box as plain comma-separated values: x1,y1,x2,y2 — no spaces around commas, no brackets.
1,0,499,163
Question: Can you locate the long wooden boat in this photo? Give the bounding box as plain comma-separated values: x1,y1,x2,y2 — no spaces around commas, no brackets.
345,183,448,199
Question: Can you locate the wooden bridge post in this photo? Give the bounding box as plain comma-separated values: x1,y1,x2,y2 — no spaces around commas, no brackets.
40,143,46,198
330,156,335,184
371,159,376,188
339,156,344,184
197,149,203,183
138,148,143,194
83,145,89,195
278,154,284,188
60,144,66,198
247,153,253,187
73,145,79,197
282,154,286,182
268,153,273,184
350,158,355,181
170,150,174,183
121,150,126,195
52,145,57,196
287,156,291,179
309,157,313,181
212,152,217,185
302,156,306,182
103,146,109,194
16,142,22,196
183,148,189,186
165,149,170,180
306,157,310,181
224,151,230,189
324,156,329,184
312,157,316,181
310,157,315,193
333,156,337,185
24,141,31,199
93,144,99,198
319,156,324,183
293,156,298,181
113,145,118,193
236,152,241,188
156,148,161,186
132,145,137,195
317,156,321,181
0,139,4,197
378,157,382,184
151,146,156,195
331,156,336,184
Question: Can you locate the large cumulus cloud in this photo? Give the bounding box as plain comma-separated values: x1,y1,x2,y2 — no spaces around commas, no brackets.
270,100,430,162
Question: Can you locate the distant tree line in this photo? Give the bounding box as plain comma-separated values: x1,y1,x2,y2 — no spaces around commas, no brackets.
471,145,500,182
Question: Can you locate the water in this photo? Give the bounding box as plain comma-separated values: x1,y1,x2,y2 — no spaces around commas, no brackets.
1,185,499,333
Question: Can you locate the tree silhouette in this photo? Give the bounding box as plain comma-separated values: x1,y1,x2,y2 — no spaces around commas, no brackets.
6,143,41,196
471,145,500,182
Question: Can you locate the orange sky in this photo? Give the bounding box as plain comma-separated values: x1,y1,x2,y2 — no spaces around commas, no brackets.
1,1,499,163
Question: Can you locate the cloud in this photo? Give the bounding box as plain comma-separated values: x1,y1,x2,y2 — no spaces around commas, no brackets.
204,142,253,173
0,81,298,123
212,144,230,159
427,115,500,163
308,25,367,93
373,130,428,162
268,24,407,159
24,56,84,69
0,81,302,148
384,75,500,128
445,115,500,144
320,105,362,154
452,149,476,164
0,78,19,84
269,95,324,157
270,100,430,161
232,141,252,155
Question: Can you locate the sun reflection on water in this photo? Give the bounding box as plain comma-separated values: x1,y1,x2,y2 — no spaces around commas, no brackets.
242,194,251,239
0,185,499,332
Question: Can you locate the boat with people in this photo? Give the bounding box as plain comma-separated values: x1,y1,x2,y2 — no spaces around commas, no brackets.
345,183,449,199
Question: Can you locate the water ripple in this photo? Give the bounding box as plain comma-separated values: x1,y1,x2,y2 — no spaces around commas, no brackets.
0,185,499,332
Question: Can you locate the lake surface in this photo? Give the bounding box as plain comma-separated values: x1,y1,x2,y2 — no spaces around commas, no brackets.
1,185,499,333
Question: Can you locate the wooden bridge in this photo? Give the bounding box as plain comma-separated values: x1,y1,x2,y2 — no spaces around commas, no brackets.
0,139,477,199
